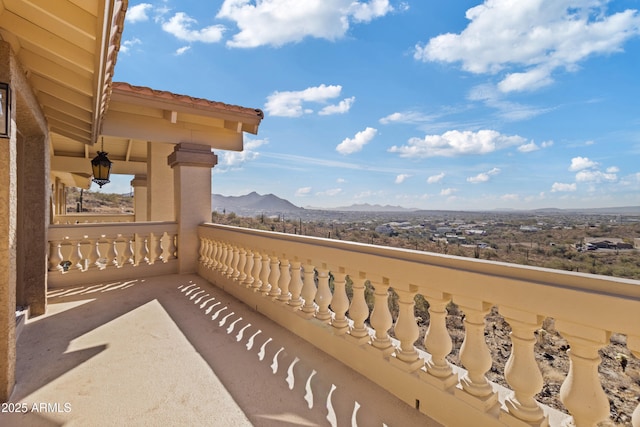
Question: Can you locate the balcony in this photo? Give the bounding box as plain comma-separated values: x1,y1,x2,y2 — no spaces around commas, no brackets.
8,221,640,426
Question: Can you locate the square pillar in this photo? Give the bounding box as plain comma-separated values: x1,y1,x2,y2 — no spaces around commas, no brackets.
0,40,17,401
168,143,217,274
130,174,147,222
147,142,174,221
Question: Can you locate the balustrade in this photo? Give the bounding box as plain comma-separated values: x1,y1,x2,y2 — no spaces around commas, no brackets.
48,222,178,286
198,223,640,427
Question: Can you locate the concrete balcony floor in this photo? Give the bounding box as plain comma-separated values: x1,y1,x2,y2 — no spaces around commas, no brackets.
1,274,440,427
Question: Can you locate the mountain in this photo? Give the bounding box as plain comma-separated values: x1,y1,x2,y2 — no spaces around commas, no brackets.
212,192,303,216
324,203,418,212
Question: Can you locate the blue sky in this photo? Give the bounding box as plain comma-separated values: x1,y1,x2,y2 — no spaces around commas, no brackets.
106,0,640,210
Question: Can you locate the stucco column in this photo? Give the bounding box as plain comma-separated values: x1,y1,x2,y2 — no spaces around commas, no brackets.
130,174,147,222
168,143,217,274
0,40,17,401
147,141,174,221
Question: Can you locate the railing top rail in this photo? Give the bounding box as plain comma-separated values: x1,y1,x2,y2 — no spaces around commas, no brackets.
200,223,640,336
49,221,178,240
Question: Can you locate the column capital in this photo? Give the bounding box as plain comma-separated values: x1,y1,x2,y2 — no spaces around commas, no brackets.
168,142,218,168
130,174,147,188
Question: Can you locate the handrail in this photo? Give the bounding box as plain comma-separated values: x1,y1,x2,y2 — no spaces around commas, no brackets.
198,223,640,427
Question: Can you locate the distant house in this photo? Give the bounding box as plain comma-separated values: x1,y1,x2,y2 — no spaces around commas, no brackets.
375,224,397,236
520,225,539,232
584,237,635,250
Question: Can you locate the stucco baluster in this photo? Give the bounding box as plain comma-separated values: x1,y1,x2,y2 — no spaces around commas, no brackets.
499,308,547,425
268,256,281,297
168,233,177,260
87,238,101,270
393,288,421,370
300,263,317,316
105,236,118,268
455,299,498,410
218,244,229,274
122,235,134,266
221,244,232,275
422,295,456,387
207,240,218,268
230,246,240,278
151,232,163,264
250,252,262,290
243,250,255,287
315,268,332,321
198,237,207,264
69,239,84,271
237,248,247,282
277,258,291,302
557,322,610,427
259,253,271,294
139,234,150,265
48,240,64,271
348,275,370,342
629,337,640,427
331,271,349,332
369,279,393,355
288,261,303,308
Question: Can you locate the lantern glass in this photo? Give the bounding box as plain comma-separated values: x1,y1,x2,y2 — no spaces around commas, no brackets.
91,151,112,188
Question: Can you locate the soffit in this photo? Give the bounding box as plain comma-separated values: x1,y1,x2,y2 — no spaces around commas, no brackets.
0,0,126,146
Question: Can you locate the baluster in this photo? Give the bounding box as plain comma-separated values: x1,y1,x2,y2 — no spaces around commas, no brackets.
331,271,349,333
217,244,227,273
69,239,84,271
222,244,232,275
288,261,303,308
300,263,317,316
392,288,421,371
421,293,456,389
347,275,370,343
48,240,64,271
198,237,207,264
168,233,177,260
243,250,255,287
230,246,240,278
369,278,394,356
315,268,332,321
454,298,498,410
557,321,610,427
87,238,101,270
250,252,262,290
106,236,118,268
277,257,291,302
259,253,271,294
122,235,134,266
499,308,546,426
207,240,218,269
152,232,163,263
237,248,247,282
629,337,640,427
268,256,281,298
136,233,149,265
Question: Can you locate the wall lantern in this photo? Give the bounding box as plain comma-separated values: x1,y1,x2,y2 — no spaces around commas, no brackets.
91,138,112,188
0,82,10,138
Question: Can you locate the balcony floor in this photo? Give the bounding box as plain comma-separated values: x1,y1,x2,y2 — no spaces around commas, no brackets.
2,274,441,426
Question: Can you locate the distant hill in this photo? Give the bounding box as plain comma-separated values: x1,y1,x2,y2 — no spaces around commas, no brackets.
324,203,418,212
212,192,303,216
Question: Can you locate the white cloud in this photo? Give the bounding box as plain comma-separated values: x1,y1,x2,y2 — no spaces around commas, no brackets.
162,12,225,43
379,111,438,124
467,167,500,183
217,0,393,48
427,172,445,184
569,156,599,171
388,129,526,158
265,84,343,117
295,187,312,196
518,142,539,152
395,174,411,184
175,46,191,55
551,182,577,192
318,188,343,197
542,140,554,148
415,0,640,93
336,127,378,155
575,170,618,183
501,193,519,201
126,3,153,23
440,188,457,196
219,138,267,168
319,97,355,115
120,38,142,53
606,166,620,173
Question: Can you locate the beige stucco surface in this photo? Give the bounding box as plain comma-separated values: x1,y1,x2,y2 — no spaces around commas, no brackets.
0,274,439,426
